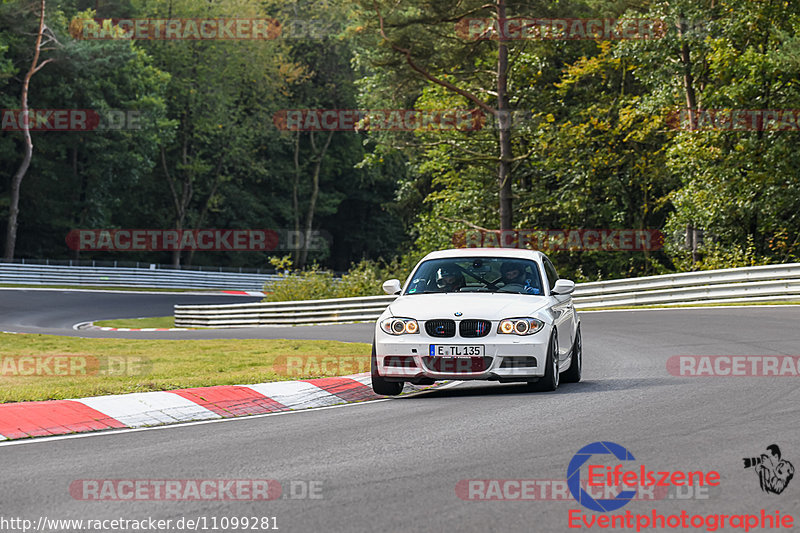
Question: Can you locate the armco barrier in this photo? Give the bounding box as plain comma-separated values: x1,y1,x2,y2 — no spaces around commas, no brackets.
0,262,277,290
173,263,800,327
175,295,396,327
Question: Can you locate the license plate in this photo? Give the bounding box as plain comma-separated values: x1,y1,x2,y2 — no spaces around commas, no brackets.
429,345,485,357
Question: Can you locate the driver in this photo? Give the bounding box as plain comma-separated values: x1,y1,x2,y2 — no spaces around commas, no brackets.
436,267,465,292
499,262,524,286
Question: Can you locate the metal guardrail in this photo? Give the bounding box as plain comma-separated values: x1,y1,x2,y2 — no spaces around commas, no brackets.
3,258,273,274
176,295,396,327
0,263,278,290
174,263,800,327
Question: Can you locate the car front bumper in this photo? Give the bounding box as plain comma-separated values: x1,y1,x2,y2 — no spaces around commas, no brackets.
374,331,549,381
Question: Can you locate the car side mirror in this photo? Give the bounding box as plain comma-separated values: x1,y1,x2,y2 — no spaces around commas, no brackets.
382,279,402,295
551,279,575,295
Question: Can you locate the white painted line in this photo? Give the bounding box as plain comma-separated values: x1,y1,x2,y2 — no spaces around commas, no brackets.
0,395,396,447
0,287,255,296
244,381,344,409
76,391,221,428
580,304,800,313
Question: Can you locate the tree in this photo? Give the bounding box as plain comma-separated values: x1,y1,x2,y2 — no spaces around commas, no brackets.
132,0,297,267
353,0,569,231
3,0,54,260
1,2,172,260
620,0,800,268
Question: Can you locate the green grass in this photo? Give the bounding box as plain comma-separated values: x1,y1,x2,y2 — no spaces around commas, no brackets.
93,316,176,329
0,333,371,403
580,300,800,311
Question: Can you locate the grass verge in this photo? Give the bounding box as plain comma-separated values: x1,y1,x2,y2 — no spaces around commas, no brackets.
0,333,371,403
93,316,176,329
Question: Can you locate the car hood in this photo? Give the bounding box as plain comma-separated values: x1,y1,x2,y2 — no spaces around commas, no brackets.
387,293,549,321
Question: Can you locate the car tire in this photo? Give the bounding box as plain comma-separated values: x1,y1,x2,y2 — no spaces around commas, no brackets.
560,325,582,383
371,341,404,396
526,330,559,392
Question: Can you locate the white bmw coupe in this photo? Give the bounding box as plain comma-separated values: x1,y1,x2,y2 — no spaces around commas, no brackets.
372,248,582,395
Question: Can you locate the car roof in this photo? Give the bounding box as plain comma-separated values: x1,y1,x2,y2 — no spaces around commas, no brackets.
420,248,546,262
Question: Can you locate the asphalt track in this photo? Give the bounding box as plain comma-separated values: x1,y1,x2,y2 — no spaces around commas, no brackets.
2,290,800,532
0,288,370,341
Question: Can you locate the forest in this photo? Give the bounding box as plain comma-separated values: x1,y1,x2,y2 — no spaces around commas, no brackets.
1,0,798,282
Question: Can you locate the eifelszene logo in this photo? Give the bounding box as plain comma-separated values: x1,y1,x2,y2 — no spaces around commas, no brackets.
567,441,638,512
743,444,794,495
567,441,721,512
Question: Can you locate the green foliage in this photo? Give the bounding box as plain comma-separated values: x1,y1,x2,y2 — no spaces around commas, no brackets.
2,0,799,279
265,265,337,302
670,236,772,272
264,258,406,301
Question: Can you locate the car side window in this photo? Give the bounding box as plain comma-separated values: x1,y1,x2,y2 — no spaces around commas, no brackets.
543,258,558,291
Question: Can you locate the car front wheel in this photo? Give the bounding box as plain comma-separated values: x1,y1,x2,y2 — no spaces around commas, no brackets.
560,325,582,383
526,330,559,392
371,341,404,396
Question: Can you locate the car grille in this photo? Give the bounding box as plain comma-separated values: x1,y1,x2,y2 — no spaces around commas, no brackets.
423,356,492,373
459,319,491,338
425,319,456,338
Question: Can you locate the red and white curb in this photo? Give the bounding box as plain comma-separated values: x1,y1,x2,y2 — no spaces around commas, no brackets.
0,374,445,441
73,321,189,332
222,290,268,296
90,326,189,332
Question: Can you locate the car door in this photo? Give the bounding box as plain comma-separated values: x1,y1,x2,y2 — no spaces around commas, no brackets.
542,256,574,363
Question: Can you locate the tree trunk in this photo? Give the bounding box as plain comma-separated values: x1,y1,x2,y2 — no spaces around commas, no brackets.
70,145,86,260
677,17,698,129
292,130,301,265
297,131,333,268
496,0,513,231
185,155,224,266
4,0,50,260
162,143,191,269
373,2,514,232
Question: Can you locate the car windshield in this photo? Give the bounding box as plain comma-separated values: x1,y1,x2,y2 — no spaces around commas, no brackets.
404,257,544,295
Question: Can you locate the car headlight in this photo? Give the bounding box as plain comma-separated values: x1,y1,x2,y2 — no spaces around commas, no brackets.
381,317,420,335
498,318,544,336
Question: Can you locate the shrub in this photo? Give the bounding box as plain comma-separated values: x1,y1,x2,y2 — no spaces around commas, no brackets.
264,257,406,302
